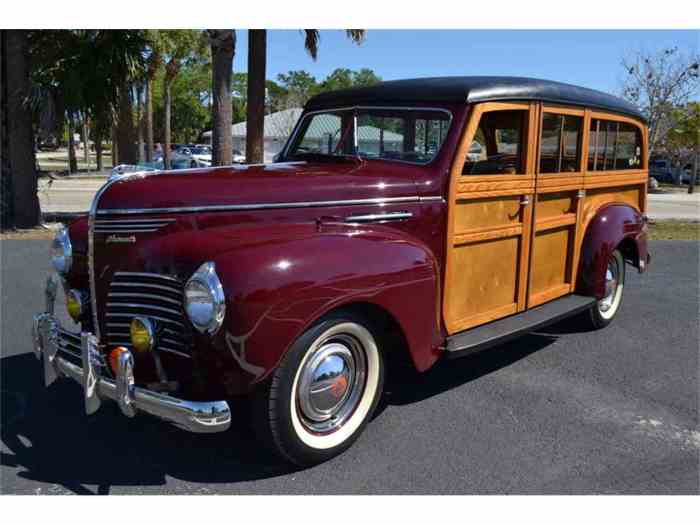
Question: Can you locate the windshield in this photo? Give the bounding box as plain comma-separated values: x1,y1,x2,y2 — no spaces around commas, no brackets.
190,147,210,155
285,108,451,165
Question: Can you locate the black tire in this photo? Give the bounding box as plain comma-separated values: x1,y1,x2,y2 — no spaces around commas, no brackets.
252,311,385,467
584,249,626,329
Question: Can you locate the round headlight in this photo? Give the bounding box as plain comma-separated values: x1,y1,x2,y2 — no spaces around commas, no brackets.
50,227,72,275
184,262,226,335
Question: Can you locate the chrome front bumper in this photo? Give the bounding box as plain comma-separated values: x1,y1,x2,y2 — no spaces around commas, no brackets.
31,277,231,433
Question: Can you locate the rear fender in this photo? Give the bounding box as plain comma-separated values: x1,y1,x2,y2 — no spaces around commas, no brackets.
577,203,648,299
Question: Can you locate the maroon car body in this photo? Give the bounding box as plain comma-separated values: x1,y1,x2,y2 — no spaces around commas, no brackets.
35,78,649,465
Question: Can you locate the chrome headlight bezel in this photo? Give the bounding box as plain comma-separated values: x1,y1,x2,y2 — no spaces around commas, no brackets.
50,227,72,275
184,262,226,335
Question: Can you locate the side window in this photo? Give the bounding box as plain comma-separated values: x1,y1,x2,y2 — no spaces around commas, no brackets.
615,123,643,169
588,118,642,171
539,113,582,173
463,110,527,175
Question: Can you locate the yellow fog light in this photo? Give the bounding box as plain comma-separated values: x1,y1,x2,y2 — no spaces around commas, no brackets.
66,290,84,321
130,317,155,353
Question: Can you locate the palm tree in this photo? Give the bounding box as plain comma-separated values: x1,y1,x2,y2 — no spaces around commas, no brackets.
1,30,41,229
208,30,236,166
244,30,366,164
155,30,207,170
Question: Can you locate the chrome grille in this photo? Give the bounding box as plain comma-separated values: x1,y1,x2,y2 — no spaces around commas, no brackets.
106,272,192,358
94,218,175,234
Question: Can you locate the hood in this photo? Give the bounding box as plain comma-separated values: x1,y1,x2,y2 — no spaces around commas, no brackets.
96,161,416,213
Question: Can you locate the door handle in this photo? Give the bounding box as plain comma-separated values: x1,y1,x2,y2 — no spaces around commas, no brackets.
520,196,531,206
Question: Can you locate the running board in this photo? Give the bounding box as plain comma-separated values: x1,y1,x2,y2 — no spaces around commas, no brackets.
445,294,596,359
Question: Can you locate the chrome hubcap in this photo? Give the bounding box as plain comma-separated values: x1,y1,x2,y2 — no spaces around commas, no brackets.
297,334,366,434
599,258,619,313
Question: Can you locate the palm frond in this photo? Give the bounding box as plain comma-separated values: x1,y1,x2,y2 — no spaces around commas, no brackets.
303,30,320,61
345,30,366,44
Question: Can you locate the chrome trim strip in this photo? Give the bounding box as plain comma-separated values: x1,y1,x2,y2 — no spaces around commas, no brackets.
97,196,431,216
105,313,184,327
108,292,182,306
106,302,182,316
114,272,181,283
95,218,176,224
345,211,413,223
109,282,182,293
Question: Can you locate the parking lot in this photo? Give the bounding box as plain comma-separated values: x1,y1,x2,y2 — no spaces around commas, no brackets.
1,240,698,494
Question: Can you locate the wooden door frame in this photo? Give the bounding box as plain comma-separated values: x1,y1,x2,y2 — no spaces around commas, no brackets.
443,101,538,334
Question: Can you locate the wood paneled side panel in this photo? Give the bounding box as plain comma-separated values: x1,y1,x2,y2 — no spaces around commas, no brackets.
536,191,576,219
446,236,520,330
529,226,571,299
454,195,522,232
583,186,643,220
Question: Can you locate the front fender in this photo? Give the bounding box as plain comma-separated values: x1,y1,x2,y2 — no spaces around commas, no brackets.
577,203,648,299
204,221,441,394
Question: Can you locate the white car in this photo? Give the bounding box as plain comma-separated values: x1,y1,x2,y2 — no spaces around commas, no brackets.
188,146,212,167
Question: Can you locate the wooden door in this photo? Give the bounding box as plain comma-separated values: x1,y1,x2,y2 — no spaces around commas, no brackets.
527,105,587,307
443,102,538,334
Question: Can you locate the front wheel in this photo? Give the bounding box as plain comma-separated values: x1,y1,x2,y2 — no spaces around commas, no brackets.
253,312,384,466
585,249,626,329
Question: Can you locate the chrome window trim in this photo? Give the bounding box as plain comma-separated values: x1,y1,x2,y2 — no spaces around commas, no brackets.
345,211,413,223
97,195,444,216
281,105,454,166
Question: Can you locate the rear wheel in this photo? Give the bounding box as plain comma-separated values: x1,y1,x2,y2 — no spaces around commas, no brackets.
253,312,384,466
585,249,625,329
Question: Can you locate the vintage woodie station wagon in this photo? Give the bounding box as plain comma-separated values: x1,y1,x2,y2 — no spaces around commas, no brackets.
33,76,650,465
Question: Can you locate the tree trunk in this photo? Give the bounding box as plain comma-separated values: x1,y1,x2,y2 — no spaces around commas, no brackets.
116,82,137,164
690,152,698,194
210,29,235,166
1,30,14,229
111,124,118,167
94,124,104,172
163,79,172,170
67,114,78,173
82,113,90,171
4,30,40,228
246,29,267,164
145,78,154,162
136,83,145,163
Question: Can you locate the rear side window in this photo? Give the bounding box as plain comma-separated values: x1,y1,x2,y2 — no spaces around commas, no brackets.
539,113,583,173
463,110,527,175
588,119,642,171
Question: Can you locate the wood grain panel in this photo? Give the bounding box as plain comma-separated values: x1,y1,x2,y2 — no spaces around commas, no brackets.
536,192,576,219
447,236,520,331
529,226,571,301
454,195,522,232
454,224,523,245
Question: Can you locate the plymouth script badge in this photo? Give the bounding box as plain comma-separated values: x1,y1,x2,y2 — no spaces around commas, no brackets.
106,235,136,244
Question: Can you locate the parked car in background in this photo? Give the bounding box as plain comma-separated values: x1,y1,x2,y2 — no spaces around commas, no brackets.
34,76,650,467
650,159,674,183
233,149,246,163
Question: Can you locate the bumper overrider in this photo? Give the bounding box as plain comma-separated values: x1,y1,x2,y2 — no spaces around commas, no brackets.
31,275,231,433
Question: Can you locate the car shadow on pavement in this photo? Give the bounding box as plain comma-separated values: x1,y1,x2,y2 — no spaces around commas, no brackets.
1,318,577,494
1,353,298,494
381,332,559,408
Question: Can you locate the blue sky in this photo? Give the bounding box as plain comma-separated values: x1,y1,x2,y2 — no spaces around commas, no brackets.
234,30,699,96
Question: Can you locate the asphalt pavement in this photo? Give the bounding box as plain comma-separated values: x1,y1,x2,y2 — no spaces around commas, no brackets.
1,240,698,494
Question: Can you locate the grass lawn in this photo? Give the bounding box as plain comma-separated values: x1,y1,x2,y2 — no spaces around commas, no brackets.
647,220,700,241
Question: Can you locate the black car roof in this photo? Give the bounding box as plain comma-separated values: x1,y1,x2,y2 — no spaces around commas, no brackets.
305,76,645,122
